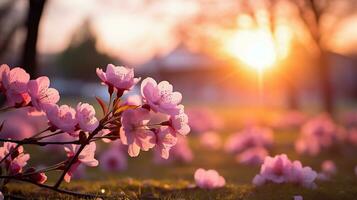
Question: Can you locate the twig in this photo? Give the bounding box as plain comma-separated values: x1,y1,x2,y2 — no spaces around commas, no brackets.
1,176,102,198
0,143,20,164
0,138,80,146
54,124,103,188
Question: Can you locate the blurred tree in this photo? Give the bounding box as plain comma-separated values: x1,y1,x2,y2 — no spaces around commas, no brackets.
0,0,19,59
21,0,47,77
56,21,118,81
286,0,357,113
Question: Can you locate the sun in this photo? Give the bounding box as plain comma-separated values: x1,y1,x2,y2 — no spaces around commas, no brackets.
225,29,277,71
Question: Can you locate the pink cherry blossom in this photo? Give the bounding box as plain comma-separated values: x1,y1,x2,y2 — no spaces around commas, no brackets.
169,107,190,136
125,94,142,106
76,102,99,132
186,107,224,134
64,142,98,182
96,64,140,92
236,147,268,165
0,115,35,140
346,128,357,145
317,160,337,181
154,135,193,164
321,160,337,176
294,138,320,156
0,142,30,174
27,76,60,111
45,104,78,135
253,154,317,189
199,131,222,150
141,77,182,115
1,67,30,106
120,108,156,157
258,154,292,184
155,127,178,159
225,126,273,154
26,168,47,184
295,114,342,155
99,144,127,172
34,172,47,184
294,195,303,200
194,168,226,189
288,161,317,189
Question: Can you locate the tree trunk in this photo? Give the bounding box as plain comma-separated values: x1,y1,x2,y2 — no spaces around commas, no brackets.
319,50,333,114
21,0,47,77
286,81,298,110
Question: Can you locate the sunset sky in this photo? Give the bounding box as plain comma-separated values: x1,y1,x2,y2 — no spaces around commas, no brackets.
35,0,357,65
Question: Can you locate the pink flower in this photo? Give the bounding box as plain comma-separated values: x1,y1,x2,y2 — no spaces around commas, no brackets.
169,108,190,135
26,168,47,184
294,138,320,156
288,161,317,189
120,108,156,157
99,144,127,172
33,172,47,184
0,142,30,174
76,102,99,132
225,126,273,154
64,142,98,182
155,127,178,159
0,115,35,140
96,64,139,92
253,154,317,189
27,76,60,110
321,160,336,176
194,168,226,189
317,160,337,181
141,77,182,115
236,147,268,166
186,107,223,134
45,104,78,134
1,66,30,106
125,94,142,106
199,131,222,150
295,114,342,156
347,128,357,145
294,195,303,200
258,154,292,184
153,135,193,164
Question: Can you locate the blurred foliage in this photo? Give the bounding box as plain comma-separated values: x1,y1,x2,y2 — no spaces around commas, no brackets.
56,22,120,81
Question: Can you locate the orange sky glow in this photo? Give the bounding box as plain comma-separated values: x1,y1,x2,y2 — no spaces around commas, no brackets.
37,0,357,66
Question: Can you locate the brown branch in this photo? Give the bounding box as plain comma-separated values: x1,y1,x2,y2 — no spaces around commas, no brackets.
0,176,102,198
0,138,80,146
53,124,104,188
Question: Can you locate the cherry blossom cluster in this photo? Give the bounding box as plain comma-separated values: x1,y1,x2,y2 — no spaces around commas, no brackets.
295,114,344,156
225,126,273,165
0,63,190,197
186,107,223,134
194,168,226,189
153,135,193,164
253,154,318,189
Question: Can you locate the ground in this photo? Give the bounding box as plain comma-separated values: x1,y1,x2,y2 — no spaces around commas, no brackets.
5,105,357,199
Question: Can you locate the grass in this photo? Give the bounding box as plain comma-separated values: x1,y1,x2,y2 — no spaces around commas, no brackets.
4,105,357,199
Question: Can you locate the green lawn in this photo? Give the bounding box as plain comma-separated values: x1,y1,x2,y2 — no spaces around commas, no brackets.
5,106,357,199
